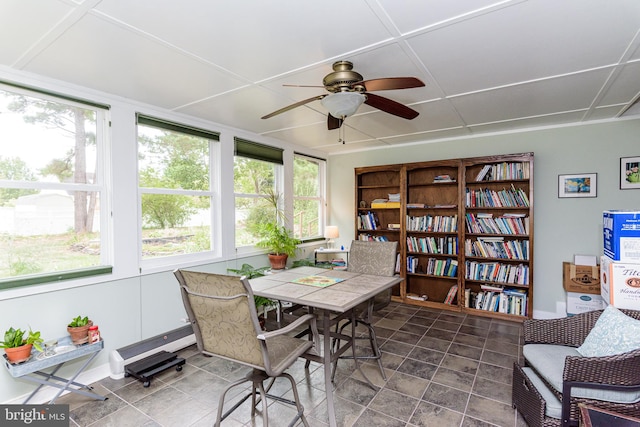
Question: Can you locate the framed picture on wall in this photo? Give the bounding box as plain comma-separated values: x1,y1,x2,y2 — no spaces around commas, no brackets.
558,173,597,198
620,156,640,190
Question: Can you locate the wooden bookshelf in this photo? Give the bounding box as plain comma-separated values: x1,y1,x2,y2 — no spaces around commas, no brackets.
354,153,534,321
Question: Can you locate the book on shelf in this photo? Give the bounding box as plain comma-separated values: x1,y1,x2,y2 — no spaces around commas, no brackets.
388,193,401,202
475,164,492,181
406,203,426,209
464,288,471,307
407,293,428,301
444,285,458,304
371,198,401,208
433,174,456,183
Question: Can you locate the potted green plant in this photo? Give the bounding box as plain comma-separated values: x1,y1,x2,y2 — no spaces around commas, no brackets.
255,223,301,270
0,327,44,364
67,315,93,345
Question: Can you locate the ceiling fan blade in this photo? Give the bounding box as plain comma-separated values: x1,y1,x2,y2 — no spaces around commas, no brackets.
327,114,343,130
364,93,419,120
359,77,425,92
261,95,326,119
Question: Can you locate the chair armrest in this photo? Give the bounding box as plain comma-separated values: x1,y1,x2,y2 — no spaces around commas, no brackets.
257,313,319,346
524,310,602,346
563,348,640,385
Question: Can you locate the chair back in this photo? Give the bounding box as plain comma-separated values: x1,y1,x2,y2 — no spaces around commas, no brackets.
348,240,398,311
348,240,398,276
174,270,265,368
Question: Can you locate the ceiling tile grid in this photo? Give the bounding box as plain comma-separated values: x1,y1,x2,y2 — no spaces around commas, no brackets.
0,0,638,153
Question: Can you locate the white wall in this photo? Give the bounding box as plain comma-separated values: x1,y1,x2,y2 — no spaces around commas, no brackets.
326,119,640,318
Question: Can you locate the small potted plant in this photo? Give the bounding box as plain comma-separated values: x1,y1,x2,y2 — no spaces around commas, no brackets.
255,223,300,270
67,315,93,345
0,327,44,364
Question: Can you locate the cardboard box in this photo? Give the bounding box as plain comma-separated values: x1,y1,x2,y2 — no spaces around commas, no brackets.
566,292,605,316
600,256,640,310
603,210,640,262
562,262,600,294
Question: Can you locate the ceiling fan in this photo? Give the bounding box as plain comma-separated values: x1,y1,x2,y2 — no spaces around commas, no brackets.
261,61,425,130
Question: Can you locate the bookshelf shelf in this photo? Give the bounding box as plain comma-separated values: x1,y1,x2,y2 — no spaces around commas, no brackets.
354,152,533,320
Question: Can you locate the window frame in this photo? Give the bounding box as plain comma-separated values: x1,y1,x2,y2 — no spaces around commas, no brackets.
0,82,112,290
136,114,221,271
233,138,284,253
293,153,326,242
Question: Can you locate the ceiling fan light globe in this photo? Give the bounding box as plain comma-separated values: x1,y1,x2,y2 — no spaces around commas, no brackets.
321,92,365,118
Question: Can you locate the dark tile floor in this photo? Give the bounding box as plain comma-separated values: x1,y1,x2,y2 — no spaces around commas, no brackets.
59,302,529,426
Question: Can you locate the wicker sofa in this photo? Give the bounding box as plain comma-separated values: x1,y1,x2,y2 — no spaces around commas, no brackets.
512,307,640,427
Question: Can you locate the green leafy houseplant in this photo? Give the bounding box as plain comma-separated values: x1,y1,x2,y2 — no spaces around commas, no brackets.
68,315,90,328
0,327,44,351
67,315,93,345
255,223,300,257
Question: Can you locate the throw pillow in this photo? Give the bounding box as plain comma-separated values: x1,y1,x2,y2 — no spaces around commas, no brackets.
577,305,640,357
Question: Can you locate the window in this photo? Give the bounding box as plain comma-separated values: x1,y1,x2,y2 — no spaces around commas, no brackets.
234,138,283,248
0,84,110,288
136,115,219,261
293,154,325,240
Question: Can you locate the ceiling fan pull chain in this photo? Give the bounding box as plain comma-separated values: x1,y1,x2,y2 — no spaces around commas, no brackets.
339,119,345,144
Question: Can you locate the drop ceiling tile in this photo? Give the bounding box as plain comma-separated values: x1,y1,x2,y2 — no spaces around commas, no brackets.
406,0,640,95
450,68,611,125
598,62,640,106
95,0,394,81
377,0,514,33
24,14,246,109
0,0,71,65
467,110,587,134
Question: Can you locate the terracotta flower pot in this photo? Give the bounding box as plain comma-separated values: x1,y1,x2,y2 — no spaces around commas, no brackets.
268,253,288,270
67,320,93,345
4,344,33,364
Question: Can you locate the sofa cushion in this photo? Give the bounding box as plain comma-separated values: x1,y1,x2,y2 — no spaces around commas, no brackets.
577,305,640,357
521,367,562,419
524,343,640,404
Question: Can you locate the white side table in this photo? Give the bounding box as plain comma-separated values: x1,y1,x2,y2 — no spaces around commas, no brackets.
314,248,349,268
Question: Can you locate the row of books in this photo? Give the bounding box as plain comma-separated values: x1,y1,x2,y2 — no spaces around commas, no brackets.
464,261,529,285
406,214,458,232
474,162,530,182
357,211,381,230
465,287,528,316
357,234,390,242
465,184,530,208
465,237,529,260
406,236,458,255
407,256,458,277
406,203,458,209
464,213,529,235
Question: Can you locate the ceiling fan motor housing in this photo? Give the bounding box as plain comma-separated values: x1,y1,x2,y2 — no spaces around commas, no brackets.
323,61,364,92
